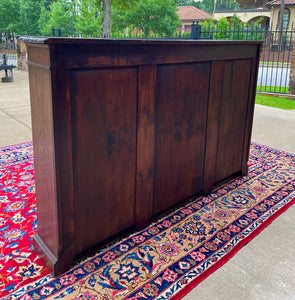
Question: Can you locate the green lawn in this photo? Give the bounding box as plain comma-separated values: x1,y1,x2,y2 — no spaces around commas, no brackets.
255,94,295,110
259,62,290,67
256,86,289,93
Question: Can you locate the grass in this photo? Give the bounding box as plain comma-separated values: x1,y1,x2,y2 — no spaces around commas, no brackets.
255,93,295,110
259,62,290,67
257,85,289,93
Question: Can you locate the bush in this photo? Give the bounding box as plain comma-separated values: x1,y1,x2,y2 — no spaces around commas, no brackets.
200,15,264,41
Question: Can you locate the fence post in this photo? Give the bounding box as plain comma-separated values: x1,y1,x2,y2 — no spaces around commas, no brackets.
52,26,55,37
191,21,201,39
289,46,295,95
58,25,61,37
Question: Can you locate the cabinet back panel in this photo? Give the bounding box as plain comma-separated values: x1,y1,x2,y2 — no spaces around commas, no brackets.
72,68,137,253
215,59,252,183
154,63,210,213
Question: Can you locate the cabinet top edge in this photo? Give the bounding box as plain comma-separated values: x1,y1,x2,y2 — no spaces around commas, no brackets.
21,36,262,46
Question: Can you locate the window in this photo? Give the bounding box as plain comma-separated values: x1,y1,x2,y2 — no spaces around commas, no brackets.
278,8,290,29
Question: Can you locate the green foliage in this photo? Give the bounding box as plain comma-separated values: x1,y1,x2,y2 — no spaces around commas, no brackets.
200,15,264,41
1,0,268,39
0,0,21,35
200,0,214,14
112,0,136,10
111,7,130,34
177,0,201,9
18,0,42,35
38,6,51,36
119,0,181,37
228,15,244,39
215,16,230,39
39,0,76,36
112,0,180,37
75,0,103,36
177,0,190,5
215,0,238,11
200,17,215,30
0,0,42,36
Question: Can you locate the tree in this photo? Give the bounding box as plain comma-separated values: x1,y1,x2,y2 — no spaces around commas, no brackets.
111,0,137,34
111,7,129,34
122,0,181,36
177,0,201,8
39,0,76,36
178,0,192,5
18,0,42,35
76,0,103,36
200,0,214,14
102,0,111,37
0,0,20,36
38,6,51,36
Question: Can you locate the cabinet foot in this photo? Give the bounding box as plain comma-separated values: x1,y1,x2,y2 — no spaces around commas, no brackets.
33,234,73,277
241,164,249,177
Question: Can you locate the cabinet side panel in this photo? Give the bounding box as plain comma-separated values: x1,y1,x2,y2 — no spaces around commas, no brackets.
154,63,210,214
28,64,58,258
215,59,252,183
51,68,76,275
242,56,260,175
27,44,51,67
72,68,137,254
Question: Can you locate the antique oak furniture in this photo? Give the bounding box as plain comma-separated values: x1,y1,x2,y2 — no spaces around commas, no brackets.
25,38,261,276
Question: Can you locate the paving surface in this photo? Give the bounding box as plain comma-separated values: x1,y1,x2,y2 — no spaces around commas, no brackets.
1,70,295,299
0,70,31,147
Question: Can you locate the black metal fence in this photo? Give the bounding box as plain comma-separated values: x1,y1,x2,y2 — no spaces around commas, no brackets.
2,24,295,94
258,27,294,94
191,22,294,94
191,21,264,40
0,33,17,66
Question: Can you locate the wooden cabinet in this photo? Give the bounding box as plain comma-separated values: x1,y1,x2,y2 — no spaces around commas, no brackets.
25,38,261,276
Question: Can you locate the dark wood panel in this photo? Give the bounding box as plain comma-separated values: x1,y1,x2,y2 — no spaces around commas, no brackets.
51,69,76,274
29,65,59,267
154,63,209,213
135,65,156,229
203,61,224,194
49,42,260,69
242,57,260,175
72,68,137,253
27,44,51,68
215,59,252,183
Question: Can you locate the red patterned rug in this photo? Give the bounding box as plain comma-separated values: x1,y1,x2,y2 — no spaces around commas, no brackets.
1,142,295,300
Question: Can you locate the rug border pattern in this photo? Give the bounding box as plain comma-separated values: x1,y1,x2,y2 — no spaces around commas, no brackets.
1,141,294,300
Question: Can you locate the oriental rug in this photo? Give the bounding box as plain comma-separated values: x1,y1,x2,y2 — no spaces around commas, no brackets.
1,142,295,300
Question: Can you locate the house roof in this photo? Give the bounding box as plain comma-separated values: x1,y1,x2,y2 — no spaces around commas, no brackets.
176,6,212,21
266,0,295,6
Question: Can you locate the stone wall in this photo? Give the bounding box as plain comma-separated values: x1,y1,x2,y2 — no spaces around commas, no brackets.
17,38,28,71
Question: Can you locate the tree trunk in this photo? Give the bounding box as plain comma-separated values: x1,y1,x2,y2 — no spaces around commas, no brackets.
103,0,111,38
